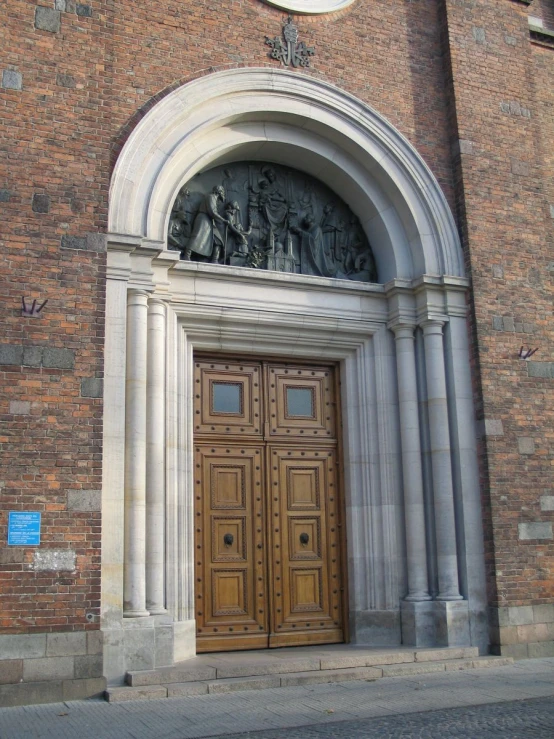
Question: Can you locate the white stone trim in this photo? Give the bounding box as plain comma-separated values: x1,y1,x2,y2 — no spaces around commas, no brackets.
261,0,357,13
109,68,464,282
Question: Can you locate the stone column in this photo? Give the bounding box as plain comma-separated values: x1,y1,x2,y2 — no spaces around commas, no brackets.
391,324,431,602
124,289,150,617
146,297,167,615
421,320,462,601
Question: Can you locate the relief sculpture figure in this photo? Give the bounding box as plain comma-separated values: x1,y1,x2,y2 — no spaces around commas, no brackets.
183,185,228,263
169,162,378,283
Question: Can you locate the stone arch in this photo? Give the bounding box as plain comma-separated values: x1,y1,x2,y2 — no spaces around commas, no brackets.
109,68,463,283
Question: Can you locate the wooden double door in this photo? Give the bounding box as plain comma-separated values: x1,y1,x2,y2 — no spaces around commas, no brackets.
194,357,345,652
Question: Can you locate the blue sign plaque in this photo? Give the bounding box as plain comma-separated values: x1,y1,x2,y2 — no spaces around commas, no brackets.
7,511,41,546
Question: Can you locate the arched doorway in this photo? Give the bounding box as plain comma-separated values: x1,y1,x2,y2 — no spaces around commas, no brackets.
101,69,487,682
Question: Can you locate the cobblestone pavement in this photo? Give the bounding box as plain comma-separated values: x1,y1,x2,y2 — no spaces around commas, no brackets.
0,658,552,739
227,697,554,738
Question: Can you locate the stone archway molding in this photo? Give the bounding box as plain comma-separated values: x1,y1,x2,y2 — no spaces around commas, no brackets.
260,1,357,13
109,68,464,283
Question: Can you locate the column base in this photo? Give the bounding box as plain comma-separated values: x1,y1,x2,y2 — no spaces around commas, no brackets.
434,600,470,646
401,600,436,647
123,609,150,618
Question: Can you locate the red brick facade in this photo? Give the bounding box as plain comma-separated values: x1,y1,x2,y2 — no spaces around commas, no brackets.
0,0,552,703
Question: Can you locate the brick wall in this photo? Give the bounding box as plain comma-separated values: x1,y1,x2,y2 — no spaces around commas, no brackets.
442,0,553,656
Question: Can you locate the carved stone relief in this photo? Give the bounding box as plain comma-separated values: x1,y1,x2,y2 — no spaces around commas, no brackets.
168,162,378,283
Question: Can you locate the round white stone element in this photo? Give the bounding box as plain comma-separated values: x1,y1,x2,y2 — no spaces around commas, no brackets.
261,0,356,14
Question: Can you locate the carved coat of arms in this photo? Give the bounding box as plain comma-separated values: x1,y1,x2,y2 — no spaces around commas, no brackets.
266,16,315,68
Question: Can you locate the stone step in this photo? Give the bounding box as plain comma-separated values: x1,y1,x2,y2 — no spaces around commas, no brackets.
125,647,479,687
105,653,513,703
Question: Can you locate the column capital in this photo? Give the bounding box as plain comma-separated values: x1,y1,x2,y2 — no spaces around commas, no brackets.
147,295,168,309
419,318,446,334
388,322,417,339
127,288,151,302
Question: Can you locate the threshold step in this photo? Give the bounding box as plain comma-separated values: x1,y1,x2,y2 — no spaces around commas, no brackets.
106,654,514,702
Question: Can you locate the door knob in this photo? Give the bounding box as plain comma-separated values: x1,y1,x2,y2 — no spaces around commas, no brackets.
299,532,309,545
223,533,234,547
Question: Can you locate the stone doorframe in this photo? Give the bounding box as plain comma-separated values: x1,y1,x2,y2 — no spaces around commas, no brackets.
102,69,488,684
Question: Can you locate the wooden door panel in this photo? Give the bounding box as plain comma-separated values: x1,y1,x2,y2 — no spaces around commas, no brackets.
194,360,262,437
269,447,343,647
195,443,268,651
266,364,335,439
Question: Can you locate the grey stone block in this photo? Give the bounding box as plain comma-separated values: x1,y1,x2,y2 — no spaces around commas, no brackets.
167,681,209,697
505,35,516,46
74,654,103,679
62,677,106,701
492,265,504,278
9,401,30,415
490,643,529,659
154,626,173,669
67,489,101,511
32,194,50,213
533,604,554,623
0,549,25,565
217,658,320,679
511,158,530,176
443,659,474,671
46,632,87,657
61,235,86,250
502,316,515,332
76,4,92,17
0,189,11,201
23,657,74,682
0,634,46,660
106,685,168,702
123,629,156,673
415,647,477,662
458,139,474,155
518,522,553,541
477,419,504,437
86,232,108,252
527,641,554,658
0,345,23,366
87,630,103,655
517,437,535,455
55,0,67,9
128,664,216,686
81,377,103,398
381,661,445,677
2,70,22,90
0,660,23,685
527,362,553,379
472,27,486,44
35,7,61,33
550,204,554,219
56,73,76,88
281,666,382,688
500,102,510,113
472,657,513,668
540,496,554,512
33,549,76,571
523,323,535,333
0,680,63,707
492,316,503,331
42,347,74,369
22,346,43,367
209,675,281,693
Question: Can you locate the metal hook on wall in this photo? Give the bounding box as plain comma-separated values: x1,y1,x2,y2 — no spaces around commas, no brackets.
21,297,48,317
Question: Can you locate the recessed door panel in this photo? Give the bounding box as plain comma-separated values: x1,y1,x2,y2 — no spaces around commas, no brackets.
194,358,344,651
269,446,342,647
195,444,268,651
